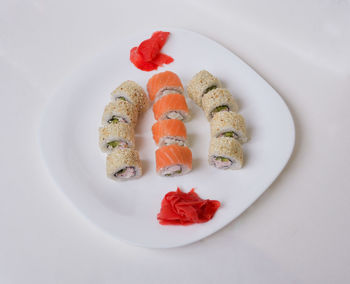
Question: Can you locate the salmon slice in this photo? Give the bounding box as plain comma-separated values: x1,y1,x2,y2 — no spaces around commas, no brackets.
147,71,184,101
152,93,189,121
152,119,187,145
155,145,192,175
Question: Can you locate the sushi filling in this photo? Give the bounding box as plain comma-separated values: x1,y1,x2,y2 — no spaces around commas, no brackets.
166,111,184,120
211,105,229,118
218,131,239,139
162,165,182,176
212,156,233,169
160,88,183,97
114,167,136,178
106,140,128,150
203,85,217,95
107,115,128,124
115,96,128,102
162,137,185,146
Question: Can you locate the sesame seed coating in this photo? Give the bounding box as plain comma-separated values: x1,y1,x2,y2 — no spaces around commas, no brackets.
102,100,138,127
106,148,142,180
187,70,221,107
202,88,238,120
111,80,149,114
210,111,248,143
99,123,135,153
208,137,243,169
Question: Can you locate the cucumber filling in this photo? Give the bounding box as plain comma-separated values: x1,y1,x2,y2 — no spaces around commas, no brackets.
203,85,217,94
211,105,229,118
116,96,127,101
213,156,233,169
106,140,128,150
116,168,126,175
215,156,230,162
165,170,182,177
108,117,120,124
107,141,119,149
163,165,182,176
220,131,239,139
107,115,128,124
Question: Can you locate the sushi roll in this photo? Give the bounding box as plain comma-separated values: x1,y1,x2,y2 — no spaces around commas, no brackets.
210,111,248,143
102,100,138,127
147,71,184,101
187,70,221,108
152,119,187,147
111,80,149,114
99,123,135,153
152,93,190,121
208,137,243,170
202,88,238,120
106,148,142,180
156,144,192,177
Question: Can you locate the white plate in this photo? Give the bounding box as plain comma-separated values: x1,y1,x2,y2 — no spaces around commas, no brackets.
39,28,294,248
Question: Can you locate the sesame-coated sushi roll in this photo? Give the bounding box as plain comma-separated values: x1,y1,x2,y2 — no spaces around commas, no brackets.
147,71,184,102
187,70,221,108
210,111,248,143
152,119,187,147
208,137,243,170
156,145,192,177
111,80,149,114
202,88,238,120
152,93,190,121
102,100,138,127
106,148,142,180
99,123,135,153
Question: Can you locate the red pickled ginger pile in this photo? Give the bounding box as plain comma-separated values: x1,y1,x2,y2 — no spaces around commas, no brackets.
130,31,174,71
157,188,221,225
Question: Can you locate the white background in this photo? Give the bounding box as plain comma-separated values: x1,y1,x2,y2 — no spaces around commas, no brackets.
1,0,349,283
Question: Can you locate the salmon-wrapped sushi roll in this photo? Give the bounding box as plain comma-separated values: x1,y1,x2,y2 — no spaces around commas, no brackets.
208,137,243,170
102,100,138,127
210,111,248,143
153,93,190,121
156,144,192,177
152,119,187,147
106,148,142,180
111,80,149,114
202,88,238,120
99,123,135,153
187,70,221,108
147,71,184,102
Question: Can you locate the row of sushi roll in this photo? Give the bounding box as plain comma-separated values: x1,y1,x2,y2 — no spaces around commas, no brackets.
99,81,149,180
187,70,248,170
147,71,193,177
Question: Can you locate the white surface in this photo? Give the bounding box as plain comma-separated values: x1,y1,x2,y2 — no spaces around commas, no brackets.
0,0,349,283
39,28,294,248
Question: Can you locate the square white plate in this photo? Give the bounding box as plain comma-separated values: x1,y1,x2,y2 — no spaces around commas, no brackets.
39,28,294,248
